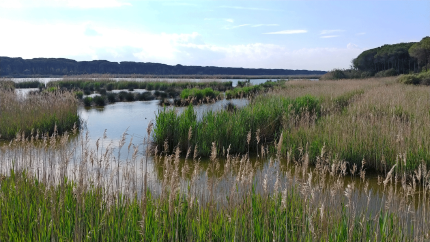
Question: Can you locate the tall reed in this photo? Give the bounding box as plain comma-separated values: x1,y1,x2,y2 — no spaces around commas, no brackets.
0,126,429,241
0,89,79,140
154,95,321,156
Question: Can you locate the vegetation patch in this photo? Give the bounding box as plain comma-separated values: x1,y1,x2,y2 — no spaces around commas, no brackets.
154,95,322,156
0,90,79,140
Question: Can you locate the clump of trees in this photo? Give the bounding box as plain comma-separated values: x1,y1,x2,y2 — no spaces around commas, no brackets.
409,37,430,72
322,37,430,80
352,36,430,75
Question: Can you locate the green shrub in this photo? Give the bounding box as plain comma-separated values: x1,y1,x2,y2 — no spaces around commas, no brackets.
375,68,397,77
136,92,155,101
75,91,83,99
15,81,44,89
83,97,92,106
107,93,117,103
125,92,135,102
397,74,421,85
98,88,107,95
93,96,106,106
118,91,128,101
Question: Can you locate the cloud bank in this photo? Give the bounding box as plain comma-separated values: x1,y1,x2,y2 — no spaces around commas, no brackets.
0,19,362,71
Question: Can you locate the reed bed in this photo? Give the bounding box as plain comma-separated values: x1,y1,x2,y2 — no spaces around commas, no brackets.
281,79,430,172
82,91,157,107
47,79,233,93
225,79,285,99
1,127,430,241
154,94,321,156
0,89,79,140
0,79,15,91
14,80,44,89
155,77,430,172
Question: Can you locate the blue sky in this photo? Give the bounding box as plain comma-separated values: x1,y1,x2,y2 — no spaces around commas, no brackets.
0,0,429,71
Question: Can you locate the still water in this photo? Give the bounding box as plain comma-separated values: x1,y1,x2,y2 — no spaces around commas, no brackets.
11,78,286,87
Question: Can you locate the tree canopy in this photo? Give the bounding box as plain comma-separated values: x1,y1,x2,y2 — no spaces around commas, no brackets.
352,37,430,75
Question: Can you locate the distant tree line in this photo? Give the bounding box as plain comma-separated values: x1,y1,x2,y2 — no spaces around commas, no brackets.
352,36,430,75
0,57,326,77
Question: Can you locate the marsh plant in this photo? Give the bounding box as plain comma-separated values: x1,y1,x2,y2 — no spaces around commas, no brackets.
1,125,430,241
0,89,79,140
155,77,430,173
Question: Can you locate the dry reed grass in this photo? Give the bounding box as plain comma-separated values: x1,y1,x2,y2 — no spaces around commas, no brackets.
0,89,79,140
278,77,430,172
1,123,430,240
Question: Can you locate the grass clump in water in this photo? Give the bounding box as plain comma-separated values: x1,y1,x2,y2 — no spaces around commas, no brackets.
0,89,79,140
154,95,321,156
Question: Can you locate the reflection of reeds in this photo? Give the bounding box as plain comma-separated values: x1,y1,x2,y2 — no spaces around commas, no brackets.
0,89,79,140
1,125,430,240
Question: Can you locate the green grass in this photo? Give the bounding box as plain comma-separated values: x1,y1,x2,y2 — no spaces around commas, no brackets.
154,95,321,156
47,79,233,92
225,80,285,99
0,171,406,241
15,81,44,89
180,87,220,100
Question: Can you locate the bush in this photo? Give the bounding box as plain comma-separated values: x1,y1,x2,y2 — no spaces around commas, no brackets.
83,97,92,106
75,91,83,99
106,83,114,91
98,88,107,95
118,91,128,101
136,92,155,101
375,68,397,77
107,93,117,103
125,93,135,102
397,71,430,85
93,96,106,106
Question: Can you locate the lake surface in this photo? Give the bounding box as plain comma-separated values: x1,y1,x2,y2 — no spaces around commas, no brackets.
79,98,249,148
10,78,317,87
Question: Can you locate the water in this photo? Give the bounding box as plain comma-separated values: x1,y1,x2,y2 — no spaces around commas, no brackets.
10,77,316,87
79,99,249,147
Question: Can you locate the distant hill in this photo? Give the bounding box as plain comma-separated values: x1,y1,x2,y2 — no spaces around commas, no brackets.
0,57,326,77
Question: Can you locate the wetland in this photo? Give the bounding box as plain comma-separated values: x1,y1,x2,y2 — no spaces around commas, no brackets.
1,76,430,241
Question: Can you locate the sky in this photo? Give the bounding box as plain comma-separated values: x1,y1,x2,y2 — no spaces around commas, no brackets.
0,0,429,71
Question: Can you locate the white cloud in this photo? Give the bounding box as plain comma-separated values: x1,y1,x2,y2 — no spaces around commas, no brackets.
225,19,234,23
219,5,281,11
224,24,250,30
347,43,359,49
0,19,362,71
320,35,339,38
0,0,131,8
177,43,363,70
320,29,344,35
0,19,199,63
252,24,279,27
0,0,23,8
264,30,307,34
67,0,131,8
